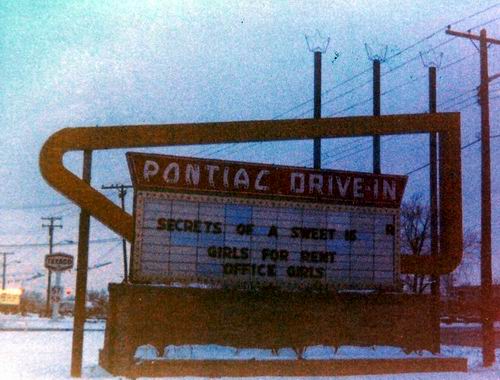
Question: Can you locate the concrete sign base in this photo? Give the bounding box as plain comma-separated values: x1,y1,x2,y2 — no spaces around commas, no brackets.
99,283,451,377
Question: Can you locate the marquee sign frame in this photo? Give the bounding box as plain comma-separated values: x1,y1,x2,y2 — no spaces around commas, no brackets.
132,190,402,290
128,153,407,290
39,113,463,275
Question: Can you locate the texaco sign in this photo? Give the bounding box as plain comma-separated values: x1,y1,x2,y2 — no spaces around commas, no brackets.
127,153,407,291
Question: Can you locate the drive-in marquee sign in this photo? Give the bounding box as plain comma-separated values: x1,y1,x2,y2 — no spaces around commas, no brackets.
39,114,463,377
128,153,407,290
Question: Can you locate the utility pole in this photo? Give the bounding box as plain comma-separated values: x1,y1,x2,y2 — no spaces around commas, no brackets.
445,27,500,367
42,216,62,316
101,183,133,282
1,252,14,290
305,30,330,169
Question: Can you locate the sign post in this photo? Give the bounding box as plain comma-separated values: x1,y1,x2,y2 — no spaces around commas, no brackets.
44,252,73,320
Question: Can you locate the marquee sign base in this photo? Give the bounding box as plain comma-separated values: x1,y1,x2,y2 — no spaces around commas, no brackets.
121,357,467,378
98,283,461,377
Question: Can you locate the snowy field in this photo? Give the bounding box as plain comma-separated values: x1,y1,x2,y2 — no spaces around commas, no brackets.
0,314,105,331
1,315,500,379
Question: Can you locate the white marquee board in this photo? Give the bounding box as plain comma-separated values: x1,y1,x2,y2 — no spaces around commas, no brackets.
132,191,400,291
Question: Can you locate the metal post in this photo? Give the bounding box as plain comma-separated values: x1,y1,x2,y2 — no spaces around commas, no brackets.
429,65,440,353
479,29,494,368
305,31,329,170
313,50,322,169
45,270,52,316
2,253,6,290
42,217,62,317
51,271,62,319
373,59,381,174
71,150,92,377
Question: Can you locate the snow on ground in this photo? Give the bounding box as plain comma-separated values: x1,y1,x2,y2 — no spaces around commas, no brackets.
1,314,500,379
0,313,105,330
0,330,108,379
441,322,500,330
138,344,440,361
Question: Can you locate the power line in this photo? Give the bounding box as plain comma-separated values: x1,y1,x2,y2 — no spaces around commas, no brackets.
442,94,479,111
269,51,482,166
0,237,120,249
270,2,500,121
193,8,500,159
325,41,480,117
330,12,498,107
329,90,496,177
0,202,72,211
405,134,500,176
323,136,398,167
210,31,487,162
439,87,477,107
90,241,122,267
285,37,471,119
313,50,482,164
8,271,45,283
445,99,479,112
389,3,500,60
294,138,368,166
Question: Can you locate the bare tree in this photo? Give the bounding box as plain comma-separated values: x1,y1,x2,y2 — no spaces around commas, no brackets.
400,193,481,294
400,193,431,293
442,228,480,295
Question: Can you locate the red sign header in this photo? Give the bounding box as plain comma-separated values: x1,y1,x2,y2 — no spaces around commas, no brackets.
127,153,407,208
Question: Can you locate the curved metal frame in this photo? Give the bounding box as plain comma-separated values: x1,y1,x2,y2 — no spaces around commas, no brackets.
39,113,462,275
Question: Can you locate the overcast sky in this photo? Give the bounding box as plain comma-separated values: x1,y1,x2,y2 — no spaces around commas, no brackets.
1,1,499,292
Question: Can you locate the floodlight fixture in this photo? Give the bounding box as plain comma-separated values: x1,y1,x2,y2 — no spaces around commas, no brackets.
365,43,388,62
305,30,330,53
420,48,444,68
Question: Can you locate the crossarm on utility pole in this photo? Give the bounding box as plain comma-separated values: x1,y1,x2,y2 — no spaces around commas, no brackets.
488,73,500,82
445,28,500,45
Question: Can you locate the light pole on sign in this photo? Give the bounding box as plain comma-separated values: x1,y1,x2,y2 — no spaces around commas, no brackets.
364,42,389,174
305,30,330,170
